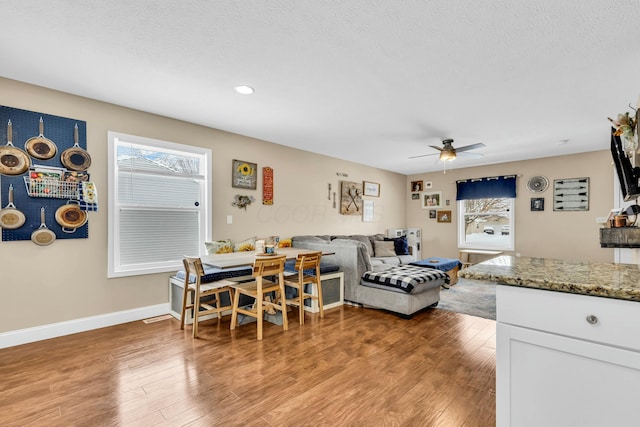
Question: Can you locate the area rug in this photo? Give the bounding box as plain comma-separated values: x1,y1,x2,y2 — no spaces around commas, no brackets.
436,278,496,320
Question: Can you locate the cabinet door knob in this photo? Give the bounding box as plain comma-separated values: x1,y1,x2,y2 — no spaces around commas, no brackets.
586,314,598,325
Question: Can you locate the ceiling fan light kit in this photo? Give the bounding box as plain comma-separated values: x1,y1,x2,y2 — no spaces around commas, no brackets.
439,150,456,161
410,138,486,163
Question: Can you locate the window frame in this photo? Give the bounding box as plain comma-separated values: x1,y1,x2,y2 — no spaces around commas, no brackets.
457,197,515,251
107,131,212,278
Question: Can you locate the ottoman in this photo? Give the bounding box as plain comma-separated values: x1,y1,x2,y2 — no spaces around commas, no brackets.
410,257,463,286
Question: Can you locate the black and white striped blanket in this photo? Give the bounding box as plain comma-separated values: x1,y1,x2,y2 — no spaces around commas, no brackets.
362,265,448,293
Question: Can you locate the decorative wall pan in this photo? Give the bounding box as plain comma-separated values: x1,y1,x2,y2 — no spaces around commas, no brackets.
31,207,56,246
55,200,87,233
0,184,26,229
60,124,91,171
0,120,30,176
25,117,57,160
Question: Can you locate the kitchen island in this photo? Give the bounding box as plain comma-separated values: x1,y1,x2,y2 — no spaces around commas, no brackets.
459,256,640,427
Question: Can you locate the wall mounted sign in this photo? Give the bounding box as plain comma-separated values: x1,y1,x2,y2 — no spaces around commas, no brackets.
262,166,273,205
553,178,589,211
340,181,362,215
363,180,380,197
362,200,374,222
232,159,257,189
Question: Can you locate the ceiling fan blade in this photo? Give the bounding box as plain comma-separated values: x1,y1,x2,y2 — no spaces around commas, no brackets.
457,151,484,159
408,152,438,159
455,142,486,153
429,145,444,151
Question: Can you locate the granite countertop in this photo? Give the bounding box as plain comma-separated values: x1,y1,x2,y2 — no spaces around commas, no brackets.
458,256,640,302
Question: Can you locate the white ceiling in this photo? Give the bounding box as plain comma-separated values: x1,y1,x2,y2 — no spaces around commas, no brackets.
2,1,639,175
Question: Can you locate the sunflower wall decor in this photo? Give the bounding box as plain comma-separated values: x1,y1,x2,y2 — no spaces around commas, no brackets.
232,159,257,189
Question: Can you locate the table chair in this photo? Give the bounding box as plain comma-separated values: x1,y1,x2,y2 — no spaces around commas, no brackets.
230,255,289,340
283,251,323,325
180,256,235,338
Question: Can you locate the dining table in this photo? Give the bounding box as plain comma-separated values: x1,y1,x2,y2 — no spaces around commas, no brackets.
200,247,332,269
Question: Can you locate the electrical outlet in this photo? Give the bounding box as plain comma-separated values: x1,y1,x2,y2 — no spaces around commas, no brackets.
516,252,521,257
596,217,608,224
226,215,233,224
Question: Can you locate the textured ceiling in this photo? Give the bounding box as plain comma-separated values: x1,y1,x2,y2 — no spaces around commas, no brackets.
2,1,640,175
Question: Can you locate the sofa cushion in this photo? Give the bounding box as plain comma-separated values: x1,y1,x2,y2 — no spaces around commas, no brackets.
372,256,401,266
397,254,417,264
385,235,409,255
361,265,448,294
176,265,252,284
332,235,375,257
373,240,396,257
284,259,340,275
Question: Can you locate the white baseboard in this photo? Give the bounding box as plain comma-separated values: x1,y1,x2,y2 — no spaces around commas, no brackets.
0,303,170,349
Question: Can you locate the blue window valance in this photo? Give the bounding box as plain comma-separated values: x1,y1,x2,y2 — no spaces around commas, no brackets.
456,175,517,200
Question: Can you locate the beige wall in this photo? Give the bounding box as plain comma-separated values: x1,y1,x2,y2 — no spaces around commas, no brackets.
0,77,406,333
0,76,617,335
407,151,615,263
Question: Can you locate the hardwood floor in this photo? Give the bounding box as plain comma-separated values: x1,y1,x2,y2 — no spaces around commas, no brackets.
0,306,496,427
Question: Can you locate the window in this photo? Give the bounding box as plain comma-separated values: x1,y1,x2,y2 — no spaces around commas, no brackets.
456,176,516,251
108,132,211,277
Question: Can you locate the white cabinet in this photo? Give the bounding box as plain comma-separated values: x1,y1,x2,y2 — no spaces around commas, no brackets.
497,285,640,427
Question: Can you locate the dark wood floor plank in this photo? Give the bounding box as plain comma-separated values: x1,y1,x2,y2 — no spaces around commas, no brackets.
0,306,496,426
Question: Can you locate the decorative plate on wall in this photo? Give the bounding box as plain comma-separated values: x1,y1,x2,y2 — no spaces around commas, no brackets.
527,175,549,193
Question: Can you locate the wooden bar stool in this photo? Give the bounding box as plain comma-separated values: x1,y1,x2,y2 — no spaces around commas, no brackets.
229,255,289,340
283,251,323,325
180,256,235,338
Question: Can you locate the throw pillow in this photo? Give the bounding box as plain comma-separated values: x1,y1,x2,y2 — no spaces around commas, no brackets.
385,236,409,255
234,236,256,252
373,240,396,257
278,238,292,248
205,239,233,254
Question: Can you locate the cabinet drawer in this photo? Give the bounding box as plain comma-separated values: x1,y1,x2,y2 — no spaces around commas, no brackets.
497,285,640,351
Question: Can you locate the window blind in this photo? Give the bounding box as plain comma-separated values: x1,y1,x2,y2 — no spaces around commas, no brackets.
108,132,210,277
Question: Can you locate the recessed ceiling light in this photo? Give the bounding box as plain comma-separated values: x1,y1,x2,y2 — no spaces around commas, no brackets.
234,85,254,95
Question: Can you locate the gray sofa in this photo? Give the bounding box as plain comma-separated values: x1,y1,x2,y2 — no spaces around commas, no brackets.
292,234,444,317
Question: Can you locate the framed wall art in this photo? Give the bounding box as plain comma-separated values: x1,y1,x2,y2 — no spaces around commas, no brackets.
410,180,423,192
340,181,362,215
437,210,452,223
363,180,380,197
429,209,437,219
362,200,374,222
411,193,420,200
553,177,589,211
421,191,443,209
232,159,257,189
531,197,544,211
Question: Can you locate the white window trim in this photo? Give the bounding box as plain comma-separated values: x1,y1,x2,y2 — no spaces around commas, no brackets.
457,198,515,251
107,131,212,278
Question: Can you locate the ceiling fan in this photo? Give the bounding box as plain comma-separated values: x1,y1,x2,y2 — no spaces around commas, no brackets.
409,139,486,161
